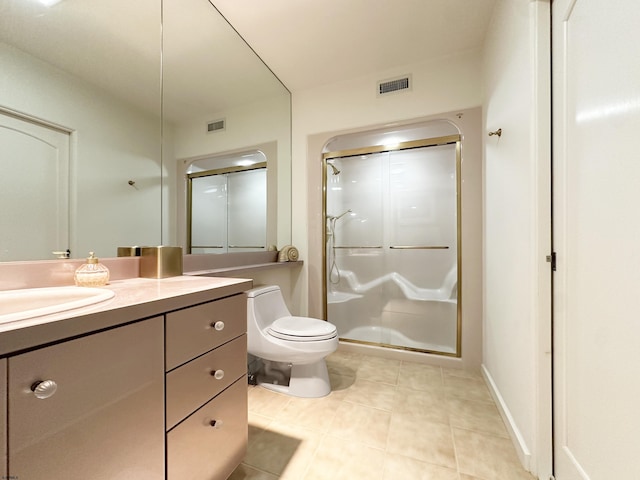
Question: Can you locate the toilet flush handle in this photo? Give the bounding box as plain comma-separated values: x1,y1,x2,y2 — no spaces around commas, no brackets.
211,321,225,331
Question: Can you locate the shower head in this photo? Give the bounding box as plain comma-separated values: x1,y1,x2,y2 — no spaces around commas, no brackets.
328,209,352,221
327,162,340,175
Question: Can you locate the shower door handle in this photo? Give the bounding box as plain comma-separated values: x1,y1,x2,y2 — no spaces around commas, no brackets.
389,245,450,249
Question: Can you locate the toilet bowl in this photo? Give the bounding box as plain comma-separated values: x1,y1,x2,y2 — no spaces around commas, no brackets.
246,285,338,398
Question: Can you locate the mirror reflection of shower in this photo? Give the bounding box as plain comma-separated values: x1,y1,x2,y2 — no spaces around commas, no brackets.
327,209,353,284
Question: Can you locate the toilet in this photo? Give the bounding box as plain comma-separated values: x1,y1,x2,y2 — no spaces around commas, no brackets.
246,285,338,398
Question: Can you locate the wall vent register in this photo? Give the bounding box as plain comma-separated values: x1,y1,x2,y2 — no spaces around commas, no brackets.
377,75,411,95
207,119,226,133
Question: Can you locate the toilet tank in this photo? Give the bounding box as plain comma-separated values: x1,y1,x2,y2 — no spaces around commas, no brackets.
246,285,292,329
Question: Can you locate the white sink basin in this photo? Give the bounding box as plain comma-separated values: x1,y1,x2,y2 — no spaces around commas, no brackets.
0,286,115,324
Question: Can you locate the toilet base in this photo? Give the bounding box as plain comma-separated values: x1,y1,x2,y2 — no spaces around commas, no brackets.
257,359,332,398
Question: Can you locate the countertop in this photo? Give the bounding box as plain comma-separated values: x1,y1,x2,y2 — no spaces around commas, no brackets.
185,260,303,277
0,276,252,357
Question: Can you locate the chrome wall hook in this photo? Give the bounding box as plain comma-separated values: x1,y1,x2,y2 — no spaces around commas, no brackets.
488,128,502,137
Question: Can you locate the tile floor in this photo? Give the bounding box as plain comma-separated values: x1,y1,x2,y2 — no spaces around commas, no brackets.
229,350,534,480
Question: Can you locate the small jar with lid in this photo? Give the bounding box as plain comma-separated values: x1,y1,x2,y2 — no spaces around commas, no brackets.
74,252,110,287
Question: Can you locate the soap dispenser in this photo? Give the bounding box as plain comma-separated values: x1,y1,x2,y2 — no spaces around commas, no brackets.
74,252,110,287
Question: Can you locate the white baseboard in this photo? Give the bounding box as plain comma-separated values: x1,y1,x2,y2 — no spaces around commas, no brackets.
481,364,532,472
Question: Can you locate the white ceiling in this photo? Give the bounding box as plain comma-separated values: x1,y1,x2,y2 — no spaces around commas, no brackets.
0,0,287,123
211,0,498,92
1,0,497,122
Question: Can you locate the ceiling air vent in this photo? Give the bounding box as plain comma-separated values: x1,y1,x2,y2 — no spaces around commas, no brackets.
206,119,225,133
377,75,411,96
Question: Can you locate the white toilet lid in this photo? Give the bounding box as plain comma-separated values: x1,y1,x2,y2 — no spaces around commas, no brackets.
268,316,337,342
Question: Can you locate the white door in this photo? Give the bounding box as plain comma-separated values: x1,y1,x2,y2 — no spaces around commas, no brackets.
0,111,70,261
552,0,640,478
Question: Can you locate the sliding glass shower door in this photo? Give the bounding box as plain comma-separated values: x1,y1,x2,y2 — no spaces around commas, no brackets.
324,137,460,356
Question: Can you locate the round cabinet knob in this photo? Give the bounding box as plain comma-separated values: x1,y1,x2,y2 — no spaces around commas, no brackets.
211,321,225,331
211,369,225,380
31,380,58,399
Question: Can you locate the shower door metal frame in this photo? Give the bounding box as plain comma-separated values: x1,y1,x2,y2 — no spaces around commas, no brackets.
322,134,462,357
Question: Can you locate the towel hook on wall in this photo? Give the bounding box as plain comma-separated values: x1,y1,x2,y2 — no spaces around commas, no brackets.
488,128,502,138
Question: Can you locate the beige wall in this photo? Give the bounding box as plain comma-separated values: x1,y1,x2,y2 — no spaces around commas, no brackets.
482,0,551,477
290,50,484,369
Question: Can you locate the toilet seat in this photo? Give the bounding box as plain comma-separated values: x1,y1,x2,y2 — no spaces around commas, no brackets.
268,316,338,342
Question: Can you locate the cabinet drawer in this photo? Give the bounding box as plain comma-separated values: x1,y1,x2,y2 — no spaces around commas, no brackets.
166,335,247,429
167,378,248,480
166,294,246,371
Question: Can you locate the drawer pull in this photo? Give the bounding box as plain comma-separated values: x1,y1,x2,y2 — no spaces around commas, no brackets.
31,380,58,399
209,419,223,429
210,369,225,380
211,321,225,331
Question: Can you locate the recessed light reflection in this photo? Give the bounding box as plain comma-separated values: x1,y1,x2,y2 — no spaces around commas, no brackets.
383,136,403,149
236,160,255,167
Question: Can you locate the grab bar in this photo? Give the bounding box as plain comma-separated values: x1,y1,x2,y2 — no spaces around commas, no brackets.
389,246,450,250
334,246,383,249
191,245,223,249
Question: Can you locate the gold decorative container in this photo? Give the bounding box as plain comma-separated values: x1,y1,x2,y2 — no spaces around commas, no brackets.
139,246,183,279
116,246,141,257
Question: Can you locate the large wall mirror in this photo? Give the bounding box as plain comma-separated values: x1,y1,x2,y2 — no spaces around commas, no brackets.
0,0,291,262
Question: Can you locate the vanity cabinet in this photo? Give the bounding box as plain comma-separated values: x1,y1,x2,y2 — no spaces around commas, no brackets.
0,359,6,478
7,317,165,479
1,282,250,480
166,294,248,480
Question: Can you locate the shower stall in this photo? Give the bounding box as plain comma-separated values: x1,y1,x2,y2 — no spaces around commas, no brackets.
323,133,461,356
